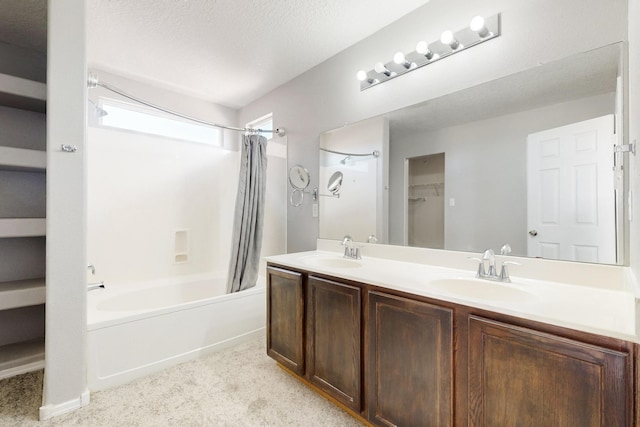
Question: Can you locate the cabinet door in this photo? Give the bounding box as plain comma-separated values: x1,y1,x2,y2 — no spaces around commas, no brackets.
266,266,305,375
468,316,631,427
367,291,453,427
307,275,362,411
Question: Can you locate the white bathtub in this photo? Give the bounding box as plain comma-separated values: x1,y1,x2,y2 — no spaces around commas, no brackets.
87,273,266,391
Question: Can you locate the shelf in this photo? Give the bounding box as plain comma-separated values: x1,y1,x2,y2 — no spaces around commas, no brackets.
0,72,46,112
0,338,45,380
0,218,46,238
0,278,45,310
0,147,46,171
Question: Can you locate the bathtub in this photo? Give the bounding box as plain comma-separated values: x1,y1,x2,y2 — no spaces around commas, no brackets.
87,273,266,391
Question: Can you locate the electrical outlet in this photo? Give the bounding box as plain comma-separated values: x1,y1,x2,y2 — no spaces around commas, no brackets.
312,203,318,217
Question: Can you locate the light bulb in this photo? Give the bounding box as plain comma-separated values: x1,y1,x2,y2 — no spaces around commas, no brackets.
440,30,454,45
356,70,368,81
416,41,434,60
440,30,460,50
470,15,490,37
374,62,390,76
393,51,412,69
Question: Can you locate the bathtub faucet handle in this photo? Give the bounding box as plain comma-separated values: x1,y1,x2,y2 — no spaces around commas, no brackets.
88,264,96,275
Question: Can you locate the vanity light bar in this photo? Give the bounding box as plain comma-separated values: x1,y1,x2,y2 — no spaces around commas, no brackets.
357,13,501,91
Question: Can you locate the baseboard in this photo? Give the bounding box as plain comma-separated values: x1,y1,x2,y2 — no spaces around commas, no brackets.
39,389,90,420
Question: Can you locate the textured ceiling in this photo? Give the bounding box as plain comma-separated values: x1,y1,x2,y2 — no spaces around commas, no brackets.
86,0,431,108
0,0,430,109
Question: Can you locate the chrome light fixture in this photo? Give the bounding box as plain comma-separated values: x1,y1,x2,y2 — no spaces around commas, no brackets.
357,13,501,91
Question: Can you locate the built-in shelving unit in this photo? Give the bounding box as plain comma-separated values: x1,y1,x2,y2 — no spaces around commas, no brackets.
0,65,47,380
0,279,46,310
0,146,46,171
0,339,45,381
0,218,46,238
0,72,46,113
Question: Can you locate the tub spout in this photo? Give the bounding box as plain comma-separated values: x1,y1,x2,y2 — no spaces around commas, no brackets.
88,281,105,291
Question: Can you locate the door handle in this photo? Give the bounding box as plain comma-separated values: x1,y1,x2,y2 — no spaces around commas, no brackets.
529,230,538,237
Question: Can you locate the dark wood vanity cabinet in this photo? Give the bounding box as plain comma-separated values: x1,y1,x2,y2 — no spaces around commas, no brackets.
468,316,632,427
266,263,635,426
307,275,362,411
367,291,454,427
266,266,305,375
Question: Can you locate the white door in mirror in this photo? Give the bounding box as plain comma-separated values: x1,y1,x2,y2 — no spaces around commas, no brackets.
527,115,615,263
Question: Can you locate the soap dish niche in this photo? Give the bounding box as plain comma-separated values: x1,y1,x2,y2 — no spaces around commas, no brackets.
174,229,189,264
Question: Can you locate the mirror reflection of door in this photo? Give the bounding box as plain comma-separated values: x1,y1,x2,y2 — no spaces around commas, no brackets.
407,153,445,248
527,114,616,263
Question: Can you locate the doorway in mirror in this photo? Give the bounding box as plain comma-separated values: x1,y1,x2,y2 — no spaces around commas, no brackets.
407,153,445,248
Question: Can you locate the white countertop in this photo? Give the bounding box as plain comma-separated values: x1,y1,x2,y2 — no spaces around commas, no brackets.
266,243,639,343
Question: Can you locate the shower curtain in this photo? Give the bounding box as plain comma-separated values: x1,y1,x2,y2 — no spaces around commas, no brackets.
227,134,268,293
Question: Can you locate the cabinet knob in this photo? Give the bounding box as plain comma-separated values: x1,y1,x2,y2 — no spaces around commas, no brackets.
528,230,538,237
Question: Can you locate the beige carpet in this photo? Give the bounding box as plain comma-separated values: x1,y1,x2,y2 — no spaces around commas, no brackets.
0,336,362,426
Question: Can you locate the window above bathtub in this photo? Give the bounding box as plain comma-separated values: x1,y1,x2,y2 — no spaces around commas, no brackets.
246,113,273,141
98,97,222,146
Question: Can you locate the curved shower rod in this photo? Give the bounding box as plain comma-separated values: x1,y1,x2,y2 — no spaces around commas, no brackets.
319,147,380,157
87,74,286,137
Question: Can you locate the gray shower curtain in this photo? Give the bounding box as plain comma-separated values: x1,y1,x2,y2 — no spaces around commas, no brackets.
227,134,268,293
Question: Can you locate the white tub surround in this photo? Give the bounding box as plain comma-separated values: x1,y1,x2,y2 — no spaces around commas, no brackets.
266,240,638,343
87,274,265,391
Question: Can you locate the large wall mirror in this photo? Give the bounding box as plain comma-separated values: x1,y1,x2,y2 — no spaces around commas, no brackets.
319,43,628,265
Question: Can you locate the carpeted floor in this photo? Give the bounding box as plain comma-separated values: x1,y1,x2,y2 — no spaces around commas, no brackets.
0,336,362,426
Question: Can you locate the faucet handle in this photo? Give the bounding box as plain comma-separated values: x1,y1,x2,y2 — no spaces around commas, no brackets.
353,246,363,260
468,257,485,277
500,243,512,255
499,261,520,282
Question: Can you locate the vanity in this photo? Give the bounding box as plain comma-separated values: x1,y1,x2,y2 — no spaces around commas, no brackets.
265,241,638,426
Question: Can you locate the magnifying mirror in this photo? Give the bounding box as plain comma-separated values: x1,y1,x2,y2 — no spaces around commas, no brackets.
327,171,343,195
288,165,310,190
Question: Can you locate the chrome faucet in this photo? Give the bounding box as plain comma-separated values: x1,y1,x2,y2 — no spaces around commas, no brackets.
341,235,362,260
88,281,105,291
87,264,105,291
470,246,519,282
483,249,497,277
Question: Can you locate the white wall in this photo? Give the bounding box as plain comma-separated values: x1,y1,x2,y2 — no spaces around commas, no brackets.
42,0,88,418
389,92,615,255
87,71,287,284
238,0,628,254
87,128,239,283
629,0,640,276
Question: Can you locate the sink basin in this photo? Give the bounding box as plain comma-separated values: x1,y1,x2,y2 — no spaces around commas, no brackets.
301,255,363,269
428,278,536,303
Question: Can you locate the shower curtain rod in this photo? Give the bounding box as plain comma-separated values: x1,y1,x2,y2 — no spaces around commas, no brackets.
87,74,286,137
320,147,380,157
